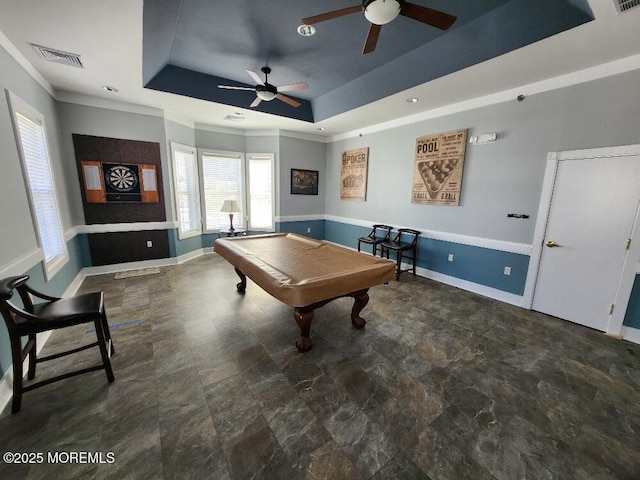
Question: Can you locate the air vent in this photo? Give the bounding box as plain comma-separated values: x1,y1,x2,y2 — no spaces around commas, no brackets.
615,0,640,12
31,44,84,68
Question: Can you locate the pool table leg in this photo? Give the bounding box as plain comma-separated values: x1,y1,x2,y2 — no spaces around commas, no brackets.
294,308,314,352
350,290,369,329
234,268,246,293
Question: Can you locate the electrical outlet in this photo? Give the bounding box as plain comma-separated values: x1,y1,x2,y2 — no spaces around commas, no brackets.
504,266,511,276
307,227,311,233
448,254,454,262
146,241,153,248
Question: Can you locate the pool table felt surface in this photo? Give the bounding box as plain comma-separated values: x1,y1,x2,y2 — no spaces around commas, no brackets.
213,233,396,306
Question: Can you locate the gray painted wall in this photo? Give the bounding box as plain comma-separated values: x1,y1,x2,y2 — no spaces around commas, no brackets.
326,68,640,245
0,45,68,270
279,136,326,218
57,102,171,224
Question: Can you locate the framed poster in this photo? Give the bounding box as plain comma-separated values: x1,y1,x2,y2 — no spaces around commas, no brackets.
291,169,319,195
81,161,159,203
340,147,368,201
412,129,468,206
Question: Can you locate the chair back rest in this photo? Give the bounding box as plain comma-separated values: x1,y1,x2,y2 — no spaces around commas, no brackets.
395,229,421,246
0,275,31,329
370,224,392,240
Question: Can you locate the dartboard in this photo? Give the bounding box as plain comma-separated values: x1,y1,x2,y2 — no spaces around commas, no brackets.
106,165,138,192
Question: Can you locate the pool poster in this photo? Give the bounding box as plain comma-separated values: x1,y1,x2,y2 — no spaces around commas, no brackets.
412,129,467,206
340,147,369,201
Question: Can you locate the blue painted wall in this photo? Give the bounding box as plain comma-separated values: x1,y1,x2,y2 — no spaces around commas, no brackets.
623,275,640,330
277,220,325,240
324,220,528,295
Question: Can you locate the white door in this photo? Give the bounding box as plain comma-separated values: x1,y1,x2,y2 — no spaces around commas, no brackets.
532,154,640,331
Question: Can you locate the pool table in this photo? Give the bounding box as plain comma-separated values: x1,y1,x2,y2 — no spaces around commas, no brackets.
213,233,396,352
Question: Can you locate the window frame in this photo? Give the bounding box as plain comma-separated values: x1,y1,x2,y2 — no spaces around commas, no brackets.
246,152,275,232
170,142,202,240
7,90,69,280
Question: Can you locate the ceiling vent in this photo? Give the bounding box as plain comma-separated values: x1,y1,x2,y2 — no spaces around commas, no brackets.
31,44,84,68
615,0,640,12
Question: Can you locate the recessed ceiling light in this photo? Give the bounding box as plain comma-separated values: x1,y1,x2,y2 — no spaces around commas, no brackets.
297,24,316,36
406,97,418,103
317,127,325,131
103,86,118,93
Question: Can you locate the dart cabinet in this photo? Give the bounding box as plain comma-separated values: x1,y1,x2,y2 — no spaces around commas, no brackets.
72,134,169,266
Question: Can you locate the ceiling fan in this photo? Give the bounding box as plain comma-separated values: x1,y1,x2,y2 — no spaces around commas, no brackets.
302,0,456,54
218,67,308,108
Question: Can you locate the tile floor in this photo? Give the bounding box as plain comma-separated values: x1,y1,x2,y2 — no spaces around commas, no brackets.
1,253,640,479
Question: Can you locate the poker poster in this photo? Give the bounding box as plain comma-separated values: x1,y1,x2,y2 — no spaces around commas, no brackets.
340,147,369,201
412,129,467,206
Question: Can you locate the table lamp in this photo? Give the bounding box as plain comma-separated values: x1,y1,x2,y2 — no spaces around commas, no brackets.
220,200,240,232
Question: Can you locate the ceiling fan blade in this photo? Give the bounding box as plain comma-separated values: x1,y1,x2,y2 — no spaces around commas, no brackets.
276,94,301,108
246,70,264,85
218,85,255,91
250,96,262,108
362,23,381,54
400,2,456,30
277,82,308,92
302,4,361,25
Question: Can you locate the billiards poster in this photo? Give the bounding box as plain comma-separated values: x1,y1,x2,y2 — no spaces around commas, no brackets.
412,129,467,206
340,147,368,201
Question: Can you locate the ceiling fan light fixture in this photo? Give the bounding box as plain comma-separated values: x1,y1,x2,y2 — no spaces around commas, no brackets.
363,0,401,25
256,89,277,101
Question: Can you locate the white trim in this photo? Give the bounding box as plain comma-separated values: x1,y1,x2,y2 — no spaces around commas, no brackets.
417,265,524,307
324,215,532,255
331,53,640,142
620,326,640,346
164,112,195,129
194,122,246,136
76,221,178,234
81,247,210,276
276,214,325,223
0,247,43,278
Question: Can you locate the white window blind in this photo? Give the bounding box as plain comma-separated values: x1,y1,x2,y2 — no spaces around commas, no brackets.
247,154,274,230
10,95,68,279
201,151,244,231
171,143,201,238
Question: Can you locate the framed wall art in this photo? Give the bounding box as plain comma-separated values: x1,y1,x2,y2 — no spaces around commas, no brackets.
291,168,319,195
412,129,467,206
340,147,368,201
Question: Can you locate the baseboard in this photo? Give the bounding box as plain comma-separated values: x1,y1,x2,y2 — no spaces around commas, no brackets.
620,326,640,346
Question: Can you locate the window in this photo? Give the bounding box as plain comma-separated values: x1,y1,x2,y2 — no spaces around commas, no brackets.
199,150,274,232
8,92,68,280
170,142,201,239
247,153,275,230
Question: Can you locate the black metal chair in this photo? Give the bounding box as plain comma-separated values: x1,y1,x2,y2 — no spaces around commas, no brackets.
0,275,115,414
357,224,393,257
381,229,421,280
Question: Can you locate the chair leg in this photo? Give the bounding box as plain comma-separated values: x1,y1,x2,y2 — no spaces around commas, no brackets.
357,240,361,253
94,318,115,382
10,334,24,414
372,244,377,256
101,312,115,356
27,334,37,380
411,248,417,276
396,251,403,281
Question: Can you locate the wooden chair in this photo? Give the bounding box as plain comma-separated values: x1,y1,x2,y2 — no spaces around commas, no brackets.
357,224,393,257
381,229,421,280
0,275,115,414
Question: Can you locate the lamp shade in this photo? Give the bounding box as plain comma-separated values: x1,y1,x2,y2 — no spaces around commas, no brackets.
220,200,240,213
363,0,400,25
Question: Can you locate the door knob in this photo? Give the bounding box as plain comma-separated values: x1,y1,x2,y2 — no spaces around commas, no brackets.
545,240,562,248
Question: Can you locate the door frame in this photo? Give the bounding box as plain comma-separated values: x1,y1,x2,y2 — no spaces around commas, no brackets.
523,143,640,337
